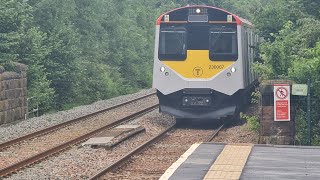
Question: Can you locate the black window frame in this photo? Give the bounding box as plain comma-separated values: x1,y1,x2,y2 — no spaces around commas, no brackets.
209,27,238,61
158,27,187,61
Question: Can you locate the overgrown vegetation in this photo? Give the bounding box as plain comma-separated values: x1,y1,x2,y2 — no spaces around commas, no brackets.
251,90,261,104
239,91,261,133
0,0,319,144
250,0,320,145
295,109,308,145
0,0,164,111
240,112,260,132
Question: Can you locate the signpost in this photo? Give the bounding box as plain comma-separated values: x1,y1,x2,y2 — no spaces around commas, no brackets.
274,84,290,121
292,84,308,96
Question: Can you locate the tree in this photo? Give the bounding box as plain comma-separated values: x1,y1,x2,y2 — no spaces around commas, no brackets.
31,0,81,108
289,43,320,145
253,0,303,40
0,0,54,111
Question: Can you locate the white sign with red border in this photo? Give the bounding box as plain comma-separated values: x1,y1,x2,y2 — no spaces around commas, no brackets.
274,84,290,121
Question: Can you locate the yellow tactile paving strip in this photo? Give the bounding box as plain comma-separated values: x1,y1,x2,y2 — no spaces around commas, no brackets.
203,144,253,180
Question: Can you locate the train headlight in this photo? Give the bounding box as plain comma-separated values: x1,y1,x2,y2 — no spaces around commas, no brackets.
231,67,236,73
160,66,166,72
196,8,201,14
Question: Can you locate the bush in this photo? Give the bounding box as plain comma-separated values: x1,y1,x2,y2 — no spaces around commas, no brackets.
294,109,308,145
240,112,260,132
251,90,261,104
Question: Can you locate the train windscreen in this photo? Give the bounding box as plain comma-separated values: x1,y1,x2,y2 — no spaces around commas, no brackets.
158,28,186,61
158,25,238,61
209,27,238,61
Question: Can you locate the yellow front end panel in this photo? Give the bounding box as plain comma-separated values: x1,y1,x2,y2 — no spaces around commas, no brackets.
162,50,235,79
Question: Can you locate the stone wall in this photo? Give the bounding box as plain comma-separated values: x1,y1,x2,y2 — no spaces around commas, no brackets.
259,80,295,145
0,63,28,125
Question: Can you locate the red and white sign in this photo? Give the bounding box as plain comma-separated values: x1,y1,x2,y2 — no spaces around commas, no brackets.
274,84,290,121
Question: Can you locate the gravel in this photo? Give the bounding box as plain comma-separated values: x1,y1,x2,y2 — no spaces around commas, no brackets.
211,104,260,144
0,89,155,143
102,117,258,179
0,95,158,169
6,110,175,180
211,121,258,144
103,128,213,180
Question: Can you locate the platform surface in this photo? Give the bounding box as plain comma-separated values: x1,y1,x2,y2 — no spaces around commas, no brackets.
160,143,320,180
242,145,320,180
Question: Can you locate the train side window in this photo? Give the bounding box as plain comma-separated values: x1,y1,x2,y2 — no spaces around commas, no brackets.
209,28,238,61
158,28,187,61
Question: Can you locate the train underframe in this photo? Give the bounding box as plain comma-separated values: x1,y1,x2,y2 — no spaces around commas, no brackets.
157,85,256,120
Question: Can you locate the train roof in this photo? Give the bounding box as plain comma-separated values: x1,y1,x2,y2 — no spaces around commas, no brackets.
156,5,253,27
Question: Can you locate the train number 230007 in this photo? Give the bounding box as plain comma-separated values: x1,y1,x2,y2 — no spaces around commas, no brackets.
209,65,225,70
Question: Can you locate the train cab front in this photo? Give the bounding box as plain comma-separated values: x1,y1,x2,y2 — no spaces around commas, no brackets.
157,88,240,119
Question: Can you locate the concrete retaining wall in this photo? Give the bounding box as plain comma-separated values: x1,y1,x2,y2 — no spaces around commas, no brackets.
0,63,28,125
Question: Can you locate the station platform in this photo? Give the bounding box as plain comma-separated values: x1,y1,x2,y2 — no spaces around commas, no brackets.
160,143,320,180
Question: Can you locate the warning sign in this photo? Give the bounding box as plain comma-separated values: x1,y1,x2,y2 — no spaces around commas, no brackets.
275,87,288,99
274,84,290,121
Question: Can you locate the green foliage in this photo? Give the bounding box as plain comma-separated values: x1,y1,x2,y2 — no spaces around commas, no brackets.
255,19,320,78
240,112,260,132
70,60,123,107
251,90,261,104
253,0,320,145
253,0,303,40
295,109,308,145
289,43,320,145
0,0,54,111
18,27,55,111
289,43,320,83
0,0,31,63
297,0,320,18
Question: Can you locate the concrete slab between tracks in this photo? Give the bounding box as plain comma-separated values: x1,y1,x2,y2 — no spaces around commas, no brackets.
81,125,145,147
160,143,320,180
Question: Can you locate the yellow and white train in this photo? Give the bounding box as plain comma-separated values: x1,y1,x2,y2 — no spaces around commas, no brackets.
153,5,258,119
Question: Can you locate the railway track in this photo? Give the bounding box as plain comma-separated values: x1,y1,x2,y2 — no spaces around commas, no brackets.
0,92,156,150
0,93,157,178
89,122,225,179
205,123,225,142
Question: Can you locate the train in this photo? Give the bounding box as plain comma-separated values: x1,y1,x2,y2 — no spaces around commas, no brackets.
152,5,259,120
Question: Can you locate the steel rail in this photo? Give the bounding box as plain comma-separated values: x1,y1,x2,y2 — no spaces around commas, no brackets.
205,123,225,142
0,92,156,150
0,104,158,178
88,123,176,180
